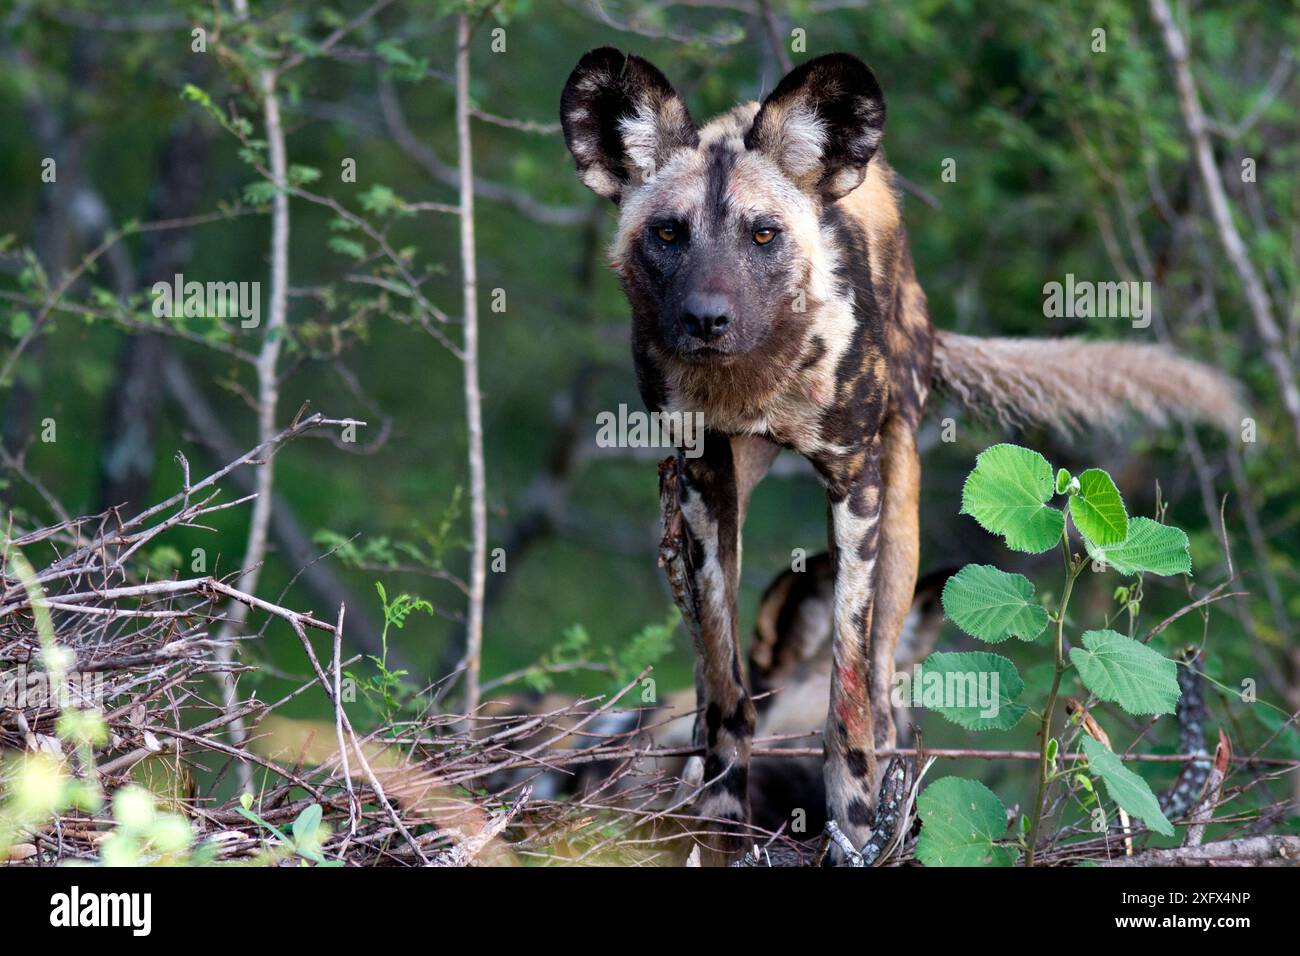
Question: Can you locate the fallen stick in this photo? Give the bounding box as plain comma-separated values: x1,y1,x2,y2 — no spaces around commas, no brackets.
1098,835,1300,867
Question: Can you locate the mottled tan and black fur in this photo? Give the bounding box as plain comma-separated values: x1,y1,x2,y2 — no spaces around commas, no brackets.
560,48,1238,864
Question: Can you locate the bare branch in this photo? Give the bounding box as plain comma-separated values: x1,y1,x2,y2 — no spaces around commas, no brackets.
1150,0,1300,449
456,13,488,723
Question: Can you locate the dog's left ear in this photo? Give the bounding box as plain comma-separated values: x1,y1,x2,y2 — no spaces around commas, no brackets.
745,53,885,202
560,47,699,202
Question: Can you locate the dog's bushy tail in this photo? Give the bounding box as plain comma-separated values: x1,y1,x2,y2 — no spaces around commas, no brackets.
931,331,1244,435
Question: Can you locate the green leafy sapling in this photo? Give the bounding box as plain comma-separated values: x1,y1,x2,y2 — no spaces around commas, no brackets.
515,610,678,698
237,792,340,866
913,444,1191,867
347,581,434,723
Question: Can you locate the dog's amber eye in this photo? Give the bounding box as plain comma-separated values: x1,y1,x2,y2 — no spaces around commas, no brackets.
753,228,777,245
655,225,678,243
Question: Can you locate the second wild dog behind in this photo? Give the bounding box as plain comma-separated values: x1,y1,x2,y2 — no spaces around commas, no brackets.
559,48,1240,864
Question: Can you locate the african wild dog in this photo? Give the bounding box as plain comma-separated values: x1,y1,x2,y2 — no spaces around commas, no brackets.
560,49,1239,864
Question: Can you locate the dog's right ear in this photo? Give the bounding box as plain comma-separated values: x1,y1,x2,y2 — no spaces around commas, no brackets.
560,47,698,202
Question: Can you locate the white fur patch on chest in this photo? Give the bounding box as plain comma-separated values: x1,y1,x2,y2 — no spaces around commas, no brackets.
660,292,862,458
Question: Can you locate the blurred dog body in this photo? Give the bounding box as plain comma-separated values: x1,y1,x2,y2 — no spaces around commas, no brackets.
485,556,948,836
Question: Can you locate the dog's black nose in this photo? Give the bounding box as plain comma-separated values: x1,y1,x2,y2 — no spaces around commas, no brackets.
682,292,733,341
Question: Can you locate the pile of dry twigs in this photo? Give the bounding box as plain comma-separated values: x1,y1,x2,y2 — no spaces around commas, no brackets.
2,413,1297,867
0,412,763,866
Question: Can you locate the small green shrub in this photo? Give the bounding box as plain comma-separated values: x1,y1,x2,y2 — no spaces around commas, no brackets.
915,444,1191,866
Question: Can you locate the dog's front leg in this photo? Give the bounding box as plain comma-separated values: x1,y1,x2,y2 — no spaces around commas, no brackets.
823,448,886,857
661,435,773,863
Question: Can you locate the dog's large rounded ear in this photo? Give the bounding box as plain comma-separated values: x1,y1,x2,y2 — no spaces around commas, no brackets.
560,47,698,202
744,53,885,202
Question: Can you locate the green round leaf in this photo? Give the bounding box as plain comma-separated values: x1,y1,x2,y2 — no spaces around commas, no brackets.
960,444,1065,554
292,803,324,846
1085,517,1191,577
1067,468,1129,548
1080,737,1174,837
941,564,1049,643
916,777,1018,867
1069,629,1181,716
913,651,1027,731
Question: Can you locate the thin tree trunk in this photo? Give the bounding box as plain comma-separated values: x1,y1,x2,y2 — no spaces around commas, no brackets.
217,0,292,790
456,13,487,722
1150,0,1300,450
